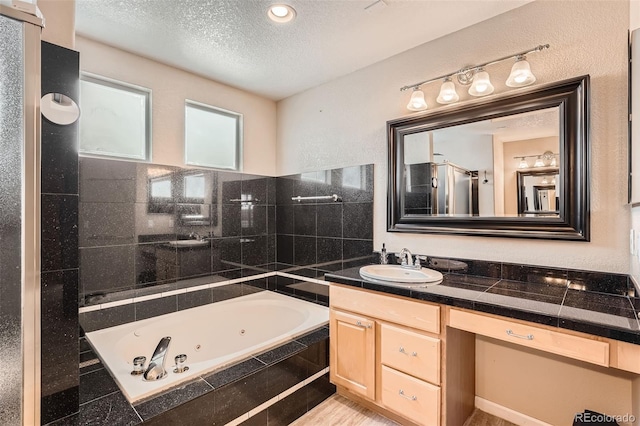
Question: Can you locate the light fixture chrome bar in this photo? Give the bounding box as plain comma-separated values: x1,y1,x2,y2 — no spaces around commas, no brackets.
291,194,342,202
399,44,550,91
512,152,558,160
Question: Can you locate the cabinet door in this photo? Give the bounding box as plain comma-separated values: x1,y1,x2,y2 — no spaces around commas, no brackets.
330,309,375,399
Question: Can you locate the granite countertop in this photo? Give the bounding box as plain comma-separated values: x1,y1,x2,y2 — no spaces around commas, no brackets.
325,263,640,345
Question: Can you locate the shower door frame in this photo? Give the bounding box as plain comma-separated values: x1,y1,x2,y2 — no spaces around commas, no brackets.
0,5,43,425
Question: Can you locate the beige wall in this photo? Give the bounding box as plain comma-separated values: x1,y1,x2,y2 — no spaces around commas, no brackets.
476,337,635,425
277,1,630,273
39,0,75,49
76,36,278,176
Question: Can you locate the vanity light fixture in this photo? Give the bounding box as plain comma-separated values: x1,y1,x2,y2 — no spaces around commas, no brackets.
506,55,536,87
518,157,529,169
400,44,549,111
468,68,494,97
514,151,558,169
407,87,428,111
267,4,296,23
436,77,459,104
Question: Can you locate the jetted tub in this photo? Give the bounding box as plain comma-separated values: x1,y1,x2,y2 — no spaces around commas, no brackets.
86,291,329,402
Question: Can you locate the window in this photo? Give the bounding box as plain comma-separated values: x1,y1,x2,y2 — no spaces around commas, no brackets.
79,74,151,161
185,100,242,170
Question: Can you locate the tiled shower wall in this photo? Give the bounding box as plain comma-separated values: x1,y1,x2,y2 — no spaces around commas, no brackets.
78,158,277,307
275,165,374,275
78,159,373,329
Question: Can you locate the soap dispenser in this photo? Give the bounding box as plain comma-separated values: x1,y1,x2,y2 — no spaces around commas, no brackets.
380,243,388,265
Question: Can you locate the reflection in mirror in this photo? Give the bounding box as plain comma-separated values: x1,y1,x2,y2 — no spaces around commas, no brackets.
184,174,205,199
41,93,80,125
517,169,560,215
402,107,559,218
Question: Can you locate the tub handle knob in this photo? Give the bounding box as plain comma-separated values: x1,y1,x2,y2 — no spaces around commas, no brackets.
174,354,189,374
131,356,146,376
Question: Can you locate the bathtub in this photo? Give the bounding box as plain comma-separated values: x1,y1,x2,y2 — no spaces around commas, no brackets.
85,290,329,403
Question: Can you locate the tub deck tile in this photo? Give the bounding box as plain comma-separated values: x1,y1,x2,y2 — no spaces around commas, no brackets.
255,341,306,365
134,378,213,421
294,327,329,347
51,392,141,426
79,368,119,405
203,357,267,389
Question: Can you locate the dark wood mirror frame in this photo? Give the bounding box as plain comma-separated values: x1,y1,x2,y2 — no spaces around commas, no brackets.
387,75,590,240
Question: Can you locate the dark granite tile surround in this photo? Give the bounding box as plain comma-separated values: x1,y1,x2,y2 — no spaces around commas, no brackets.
51,327,332,425
78,161,373,311
327,253,640,344
41,41,80,425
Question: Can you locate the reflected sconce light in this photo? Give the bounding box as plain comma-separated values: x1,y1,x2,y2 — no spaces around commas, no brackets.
407,87,428,111
400,44,549,111
518,157,529,169
514,151,558,169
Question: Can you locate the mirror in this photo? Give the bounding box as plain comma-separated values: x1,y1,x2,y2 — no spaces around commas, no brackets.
388,76,589,240
41,93,80,125
517,168,560,215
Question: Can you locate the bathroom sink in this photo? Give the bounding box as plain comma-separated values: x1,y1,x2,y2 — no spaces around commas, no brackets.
168,240,209,247
359,265,443,287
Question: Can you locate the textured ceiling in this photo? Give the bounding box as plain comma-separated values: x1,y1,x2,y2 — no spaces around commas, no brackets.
75,0,530,100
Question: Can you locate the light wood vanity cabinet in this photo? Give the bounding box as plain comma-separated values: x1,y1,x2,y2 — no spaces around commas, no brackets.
330,283,640,426
330,284,443,426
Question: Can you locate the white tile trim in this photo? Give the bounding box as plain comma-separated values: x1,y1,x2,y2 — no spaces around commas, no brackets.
224,413,249,426
185,283,211,293
248,395,279,418
224,366,331,426
78,270,327,314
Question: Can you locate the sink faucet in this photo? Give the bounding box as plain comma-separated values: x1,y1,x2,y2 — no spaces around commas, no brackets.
143,336,171,381
399,248,421,269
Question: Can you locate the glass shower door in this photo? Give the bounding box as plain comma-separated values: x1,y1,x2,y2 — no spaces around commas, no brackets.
0,8,42,425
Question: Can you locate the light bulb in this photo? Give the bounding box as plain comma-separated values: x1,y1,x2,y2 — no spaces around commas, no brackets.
534,156,544,167
436,77,459,104
506,56,536,87
518,157,528,169
407,88,428,111
468,69,494,97
550,156,557,167
541,177,549,185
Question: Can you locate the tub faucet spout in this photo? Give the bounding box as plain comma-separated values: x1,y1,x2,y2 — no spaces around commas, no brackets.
143,336,171,381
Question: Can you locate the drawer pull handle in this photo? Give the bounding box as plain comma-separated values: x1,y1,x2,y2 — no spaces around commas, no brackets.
399,347,418,357
506,329,534,340
355,321,372,329
398,389,417,401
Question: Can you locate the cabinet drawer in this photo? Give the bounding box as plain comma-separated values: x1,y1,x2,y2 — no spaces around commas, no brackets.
449,309,610,367
381,365,440,426
381,323,440,385
330,284,440,334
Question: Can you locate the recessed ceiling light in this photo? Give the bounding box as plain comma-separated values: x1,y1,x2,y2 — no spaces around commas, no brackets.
268,4,296,23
